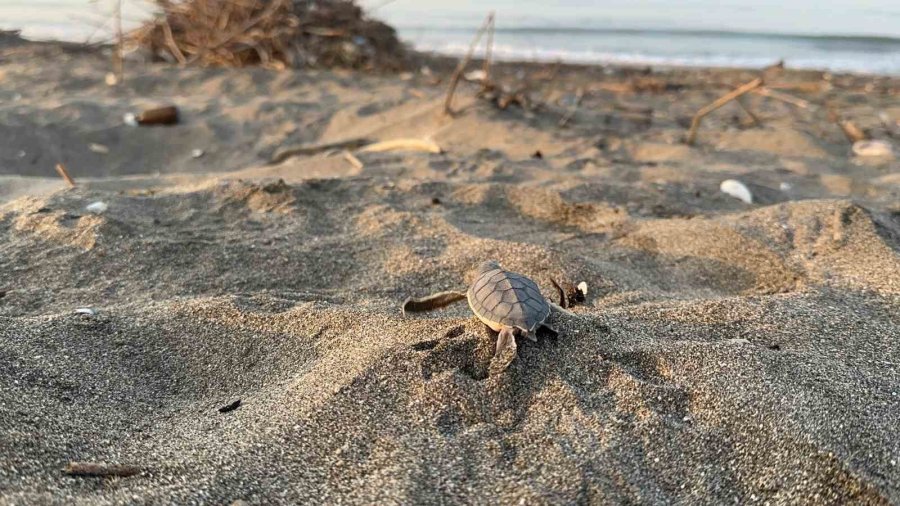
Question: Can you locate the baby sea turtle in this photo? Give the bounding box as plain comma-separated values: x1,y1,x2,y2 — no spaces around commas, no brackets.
403,260,573,372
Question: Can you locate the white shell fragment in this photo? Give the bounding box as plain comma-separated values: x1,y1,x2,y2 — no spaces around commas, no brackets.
464,69,487,82
852,140,893,158
191,149,205,159
720,179,753,204
123,113,138,127
75,308,97,316
85,201,108,214
577,281,588,297
89,143,109,154
779,182,792,192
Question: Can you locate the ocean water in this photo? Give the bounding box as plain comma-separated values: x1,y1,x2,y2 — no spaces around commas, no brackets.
1,0,899,75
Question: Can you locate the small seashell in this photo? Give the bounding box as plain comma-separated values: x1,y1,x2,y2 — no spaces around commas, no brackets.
123,113,138,127
720,179,753,204
89,143,109,154
464,69,487,82
577,281,588,297
75,307,97,316
852,140,893,158
85,201,108,214
191,149,205,159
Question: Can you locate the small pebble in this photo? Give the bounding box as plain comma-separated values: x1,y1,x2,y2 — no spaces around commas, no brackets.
123,113,138,127
74,308,97,316
191,149,205,159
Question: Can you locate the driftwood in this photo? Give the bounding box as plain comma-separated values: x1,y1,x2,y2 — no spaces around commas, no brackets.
686,77,763,145
838,119,867,143
55,163,76,188
443,12,495,115
359,138,442,154
269,138,371,164
63,462,140,477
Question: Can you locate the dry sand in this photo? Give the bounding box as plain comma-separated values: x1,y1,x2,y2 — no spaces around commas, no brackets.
1,37,900,504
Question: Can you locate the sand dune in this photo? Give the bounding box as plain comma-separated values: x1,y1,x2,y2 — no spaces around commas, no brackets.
1,39,899,504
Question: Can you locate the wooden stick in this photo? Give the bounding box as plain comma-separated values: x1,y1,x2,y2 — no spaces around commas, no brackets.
735,96,761,126
185,0,285,65
443,12,495,115
838,119,867,143
55,163,76,188
161,19,187,64
268,137,371,164
342,150,364,170
558,87,584,127
482,14,495,89
113,0,124,83
685,77,762,145
752,87,810,109
63,462,140,477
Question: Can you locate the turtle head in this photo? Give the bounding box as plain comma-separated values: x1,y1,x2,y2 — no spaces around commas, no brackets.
476,260,502,275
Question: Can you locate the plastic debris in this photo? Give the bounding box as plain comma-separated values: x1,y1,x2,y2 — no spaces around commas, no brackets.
85,201,108,214
720,179,753,204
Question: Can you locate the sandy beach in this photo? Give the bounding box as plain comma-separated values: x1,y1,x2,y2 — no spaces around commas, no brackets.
1,30,899,504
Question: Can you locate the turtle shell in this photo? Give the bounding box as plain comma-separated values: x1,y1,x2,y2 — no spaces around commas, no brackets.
467,264,550,332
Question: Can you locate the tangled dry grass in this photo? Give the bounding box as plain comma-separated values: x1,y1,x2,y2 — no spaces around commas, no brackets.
128,0,407,70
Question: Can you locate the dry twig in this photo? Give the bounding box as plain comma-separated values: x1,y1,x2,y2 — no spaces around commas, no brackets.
686,77,763,145
443,12,495,115
55,163,76,188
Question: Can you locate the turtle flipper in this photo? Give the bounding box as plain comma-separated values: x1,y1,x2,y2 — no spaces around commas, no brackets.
538,324,559,339
490,327,518,374
402,291,467,315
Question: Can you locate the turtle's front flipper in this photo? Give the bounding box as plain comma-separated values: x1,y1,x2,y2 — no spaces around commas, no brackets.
490,327,518,374
402,291,467,315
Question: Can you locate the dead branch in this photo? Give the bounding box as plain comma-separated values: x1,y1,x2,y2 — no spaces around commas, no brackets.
55,163,76,188
482,13,494,88
753,87,811,109
735,97,761,126
269,137,372,164
686,77,762,145
443,12,495,115
342,150,364,169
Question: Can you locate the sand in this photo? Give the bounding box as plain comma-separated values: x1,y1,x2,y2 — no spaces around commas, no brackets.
1,37,899,505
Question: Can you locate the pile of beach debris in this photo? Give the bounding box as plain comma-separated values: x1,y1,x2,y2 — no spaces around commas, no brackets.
128,0,407,70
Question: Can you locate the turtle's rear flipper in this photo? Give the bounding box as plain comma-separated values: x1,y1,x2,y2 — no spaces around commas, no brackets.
538,324,559,339
402,291,467,315
490,327,518,375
